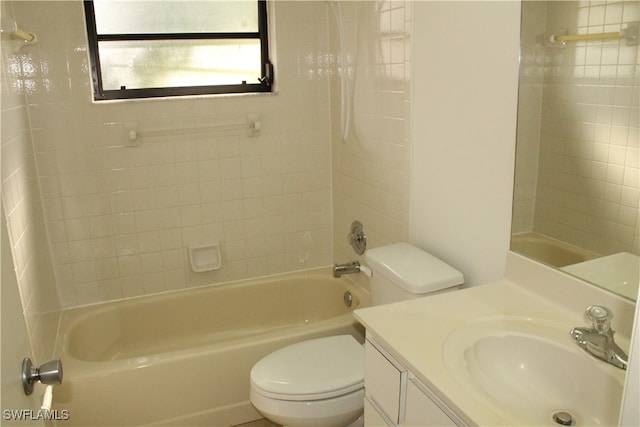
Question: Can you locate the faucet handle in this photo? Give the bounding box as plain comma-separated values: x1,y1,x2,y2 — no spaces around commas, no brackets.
346,221,366,255
585,305,613,333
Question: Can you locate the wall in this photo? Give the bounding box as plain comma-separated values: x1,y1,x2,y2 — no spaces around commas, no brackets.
330,1,412,273
8,1,334,308
1,212,43,425
621,293,640,425
511,1,546,234
518,1,640,256
410,1,521,287
1,0,60,361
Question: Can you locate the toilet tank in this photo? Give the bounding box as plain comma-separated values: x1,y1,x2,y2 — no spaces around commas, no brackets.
365,243,464,306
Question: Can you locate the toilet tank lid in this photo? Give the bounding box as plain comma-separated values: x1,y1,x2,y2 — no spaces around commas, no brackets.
365,243,464,293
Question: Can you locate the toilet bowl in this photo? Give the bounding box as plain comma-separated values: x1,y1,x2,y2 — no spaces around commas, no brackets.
250,335,364,427
249,243,464,426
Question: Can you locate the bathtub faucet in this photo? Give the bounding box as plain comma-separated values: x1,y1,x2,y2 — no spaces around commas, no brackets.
333,261,371,278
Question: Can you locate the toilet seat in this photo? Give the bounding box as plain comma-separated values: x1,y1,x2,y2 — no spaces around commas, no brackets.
250,335,364,401
249,386,365,427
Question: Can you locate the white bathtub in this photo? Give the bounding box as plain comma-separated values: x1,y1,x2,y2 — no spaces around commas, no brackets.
53,268,368,426
510,232,599,268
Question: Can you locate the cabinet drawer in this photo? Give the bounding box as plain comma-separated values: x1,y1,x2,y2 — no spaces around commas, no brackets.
365,340,406,423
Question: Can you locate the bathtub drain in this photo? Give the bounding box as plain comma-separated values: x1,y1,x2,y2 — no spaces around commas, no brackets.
552,411,575,426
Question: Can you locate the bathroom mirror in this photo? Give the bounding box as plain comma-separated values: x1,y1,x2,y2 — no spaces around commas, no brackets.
511,0,639,301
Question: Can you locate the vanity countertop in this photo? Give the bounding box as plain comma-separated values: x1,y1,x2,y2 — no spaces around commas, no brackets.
353,252,635,426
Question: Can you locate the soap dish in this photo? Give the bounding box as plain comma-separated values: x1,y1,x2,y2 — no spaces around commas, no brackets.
188,243,221,272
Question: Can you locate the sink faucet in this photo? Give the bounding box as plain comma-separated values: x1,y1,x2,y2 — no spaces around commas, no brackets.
333,261,371,278
570,305,628,370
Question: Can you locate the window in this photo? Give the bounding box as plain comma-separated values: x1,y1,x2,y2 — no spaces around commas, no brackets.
84,0,273,100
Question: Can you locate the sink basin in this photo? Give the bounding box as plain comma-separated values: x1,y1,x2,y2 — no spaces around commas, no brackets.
443,316,626,426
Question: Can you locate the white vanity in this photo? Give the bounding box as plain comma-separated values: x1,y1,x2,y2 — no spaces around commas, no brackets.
354,252,636,426
363,335,463,426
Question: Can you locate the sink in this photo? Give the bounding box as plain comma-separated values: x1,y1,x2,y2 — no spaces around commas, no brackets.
443,316,626,426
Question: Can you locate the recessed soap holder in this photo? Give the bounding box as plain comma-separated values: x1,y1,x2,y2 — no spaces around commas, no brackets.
189,242,221,272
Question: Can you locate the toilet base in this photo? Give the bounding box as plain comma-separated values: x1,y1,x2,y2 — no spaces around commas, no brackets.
250,387,364,427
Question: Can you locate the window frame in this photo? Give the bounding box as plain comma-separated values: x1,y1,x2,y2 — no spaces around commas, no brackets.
83,0,273,101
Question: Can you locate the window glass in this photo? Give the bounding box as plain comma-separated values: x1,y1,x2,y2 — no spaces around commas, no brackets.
93,1,259,34
84,0,272,100
99,39,262,90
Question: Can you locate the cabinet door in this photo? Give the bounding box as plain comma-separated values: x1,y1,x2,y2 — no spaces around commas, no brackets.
365,397,392,427
403,380,457,426
364,340,406,423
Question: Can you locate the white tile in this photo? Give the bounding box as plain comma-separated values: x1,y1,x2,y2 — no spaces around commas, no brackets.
135,210,158,232
71,261,96,283
162,249,184,270
138,231,162,253
95,259,120,281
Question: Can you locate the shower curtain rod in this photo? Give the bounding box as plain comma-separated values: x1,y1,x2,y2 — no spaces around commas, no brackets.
550,21,639,45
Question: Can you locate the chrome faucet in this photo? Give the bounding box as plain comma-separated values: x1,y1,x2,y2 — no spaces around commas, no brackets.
333,261,371,278
570,305,628,370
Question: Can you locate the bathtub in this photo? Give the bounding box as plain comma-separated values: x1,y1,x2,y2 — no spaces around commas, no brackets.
52,268,368,426
510,232,599,268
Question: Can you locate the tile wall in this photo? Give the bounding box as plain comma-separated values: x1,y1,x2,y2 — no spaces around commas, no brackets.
330,0,412,271
5,0,335,308
1,1,60,360
4,0,413,313
538,0,640,255
515,1,640,256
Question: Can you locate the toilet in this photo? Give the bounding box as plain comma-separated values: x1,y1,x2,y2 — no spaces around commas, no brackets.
249,243,464,427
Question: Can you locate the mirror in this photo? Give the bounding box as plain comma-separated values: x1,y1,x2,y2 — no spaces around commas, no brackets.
512,0,639,301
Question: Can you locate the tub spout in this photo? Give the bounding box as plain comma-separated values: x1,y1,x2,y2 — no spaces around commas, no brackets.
333,261,371,278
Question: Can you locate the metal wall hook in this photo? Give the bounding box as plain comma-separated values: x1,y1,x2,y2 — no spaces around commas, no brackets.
22,357,63,395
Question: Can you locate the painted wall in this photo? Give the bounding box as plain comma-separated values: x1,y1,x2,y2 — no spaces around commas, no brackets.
621,295,640,425
511,0,546,233
410,1,521,287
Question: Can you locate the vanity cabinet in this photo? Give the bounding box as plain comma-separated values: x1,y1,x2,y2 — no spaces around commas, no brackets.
364,336,464,427
404,378,458,426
